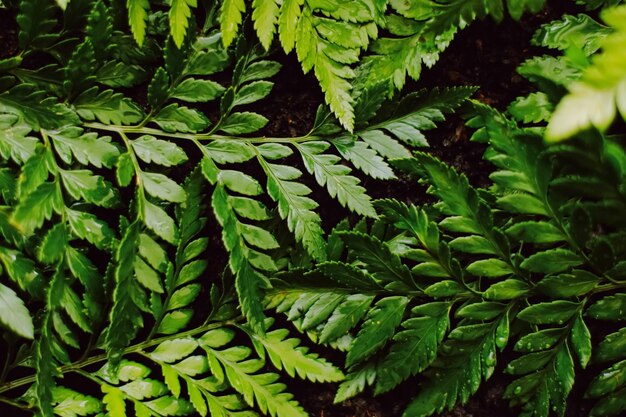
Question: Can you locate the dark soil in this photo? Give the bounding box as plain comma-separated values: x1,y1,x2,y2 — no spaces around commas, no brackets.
0,9,18,59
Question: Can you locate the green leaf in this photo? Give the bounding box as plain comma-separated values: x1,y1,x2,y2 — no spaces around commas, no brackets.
571,314,592,368
17,0,58,50
0,282,34,339
0,85,79,130
132,135,188,167
52,386,101,417
449,235,496,255
140,172,186,203
220,0,246,47
86,1,113,59
204,140,255,164
586,293,626,321
249,326,344,382
588,357,626,397
97,61,146,88
535,270,599,298
483,279,529,300
127,0,150,46
319,294,374,344
347,296,408,367
38,223,68,264
230,197,272,221
218,170,263,196
296,141,376,217
317,262,380,291
497,193,547,215
234,81,274,106
518,301,581,325
261,160,326,261
171,78,225,102
73,87,144,125
241,224,279,250
376,302,450,394
153,104,209,133
508,92,554,124
278,0,302,52
338,231,414,286
467,258,513,278
105,222,144,366
12,182,63,235
241,61,282,83
219,112,268,134
505,221,565,244
158,310,193,334
116,153,135,187
134,257,163,293
148,67,170,109
60,169,117,207
169,0,196,48
253,0,280,50
63,40,97,96
457,302,506,320
120,378,168,400
141,197,178,244
48,127,120,169
151,338,198,363
139,233,168,272
168,284,200,310
0,115,39,164
532,13,611,55
333,138,395,180
425,280,464,297
521,249,583,274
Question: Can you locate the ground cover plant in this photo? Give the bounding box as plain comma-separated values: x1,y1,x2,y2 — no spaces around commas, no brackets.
0,1,625,417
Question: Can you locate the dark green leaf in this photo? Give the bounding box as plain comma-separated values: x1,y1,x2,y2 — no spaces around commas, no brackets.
518,301,580,325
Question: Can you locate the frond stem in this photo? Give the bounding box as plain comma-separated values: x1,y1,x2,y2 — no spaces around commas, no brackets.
0,318,242,395
83,122,316,144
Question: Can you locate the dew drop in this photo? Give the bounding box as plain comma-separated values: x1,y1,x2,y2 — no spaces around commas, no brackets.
514,386,522,394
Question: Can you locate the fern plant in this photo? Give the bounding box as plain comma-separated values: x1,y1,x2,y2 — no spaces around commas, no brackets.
214,0,555,131
269,100,626,417
0,0,476,415
266,8,626,412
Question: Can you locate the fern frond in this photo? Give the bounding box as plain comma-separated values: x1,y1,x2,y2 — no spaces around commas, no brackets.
201,330,308,417
16,0,58,50
127,0,150,46
253,0,280,50
375,302,451,394
346,296,408,367
212,179,273,332
244,320,344,383
295,141,376,217
220,0,246,48
258,156,327,261
169,0,197,48
105,222,146,366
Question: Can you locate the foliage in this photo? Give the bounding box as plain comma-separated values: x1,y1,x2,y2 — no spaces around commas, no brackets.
2,1,626,417
61,0,545,130
546,4,626,141
0,0,469,415
264,5,626,417
269,101,626,416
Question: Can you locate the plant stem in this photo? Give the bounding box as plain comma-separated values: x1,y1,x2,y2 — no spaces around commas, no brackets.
83,122,315,144
0,395,34,413
0,319,242,395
